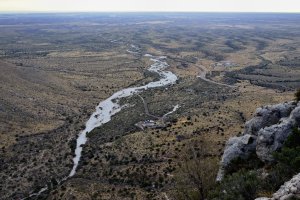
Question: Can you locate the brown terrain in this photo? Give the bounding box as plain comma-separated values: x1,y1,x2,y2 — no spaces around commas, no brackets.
0,13,299,199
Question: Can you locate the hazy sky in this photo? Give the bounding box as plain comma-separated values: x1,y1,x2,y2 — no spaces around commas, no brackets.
0,0,299,12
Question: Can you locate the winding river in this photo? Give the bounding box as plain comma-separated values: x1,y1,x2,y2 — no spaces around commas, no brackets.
24,53,178,199
69,54,178,177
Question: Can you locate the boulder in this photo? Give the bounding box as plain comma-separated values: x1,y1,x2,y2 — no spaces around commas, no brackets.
256,102,300,162
290,103,300,126
216,134,256,181
256,119,294,162
244,102,296,136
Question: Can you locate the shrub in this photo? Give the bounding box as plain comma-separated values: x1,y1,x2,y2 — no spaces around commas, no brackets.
225,153,264,175
295,88,300,101
174,142,218,200
209,170,260,200
260,163,293,193
259,128,300,194
273,127,300,173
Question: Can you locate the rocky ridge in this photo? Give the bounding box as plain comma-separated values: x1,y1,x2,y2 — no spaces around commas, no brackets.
217,101,300,199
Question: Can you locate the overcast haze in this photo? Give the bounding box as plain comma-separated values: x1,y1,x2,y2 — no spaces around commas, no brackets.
0,0,299,12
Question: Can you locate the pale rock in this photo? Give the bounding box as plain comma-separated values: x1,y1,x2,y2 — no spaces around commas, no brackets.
255,173,300,200
216,134,256,181
256,119,294,162
244,102,296,136
217,101,299,181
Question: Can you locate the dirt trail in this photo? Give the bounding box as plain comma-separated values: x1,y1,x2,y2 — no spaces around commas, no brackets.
137,94,160,119
197,65,236,88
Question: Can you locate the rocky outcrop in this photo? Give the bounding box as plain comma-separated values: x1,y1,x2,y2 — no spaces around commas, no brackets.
217,101,300,181
256,118,293,162
220,134,256,166
244,102,296,136
255,173,300,200
291,105,300,125
216,134,256,181
256,102,300,162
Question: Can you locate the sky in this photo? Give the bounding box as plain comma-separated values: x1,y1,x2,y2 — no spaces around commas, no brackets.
0,0,299,13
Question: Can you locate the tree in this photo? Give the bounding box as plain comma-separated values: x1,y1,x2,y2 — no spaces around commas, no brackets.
174,141,218,200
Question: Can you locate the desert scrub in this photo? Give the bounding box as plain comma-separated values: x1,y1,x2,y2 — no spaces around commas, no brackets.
174,142,218,200
209,170,260,200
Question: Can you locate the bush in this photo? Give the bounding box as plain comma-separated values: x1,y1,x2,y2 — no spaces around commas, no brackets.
260,163,293,193
273,127,300,173
209,170,260,200
295,88,300,101
260,127,300,193
174,142,218,200
274,147,300,171
225,153,264,175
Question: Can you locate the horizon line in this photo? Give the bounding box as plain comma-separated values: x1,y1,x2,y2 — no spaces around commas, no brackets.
0,11,300,14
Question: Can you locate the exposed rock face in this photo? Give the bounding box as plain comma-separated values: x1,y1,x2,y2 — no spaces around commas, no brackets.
221,134,256,166
255,173,300,200
291,105,300,126
216,134,256,181
256,102,300,162
273,173,300,200
256,119,294,162
244,102,296,136
217,101,299,181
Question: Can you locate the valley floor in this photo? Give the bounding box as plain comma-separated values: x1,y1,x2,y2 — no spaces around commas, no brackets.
0,13,299,199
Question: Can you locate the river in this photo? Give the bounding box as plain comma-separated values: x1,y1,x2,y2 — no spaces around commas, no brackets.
69,54,178,177
24,53,178,199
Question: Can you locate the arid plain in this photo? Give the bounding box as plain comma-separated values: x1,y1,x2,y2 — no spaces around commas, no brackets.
0,13,299,199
